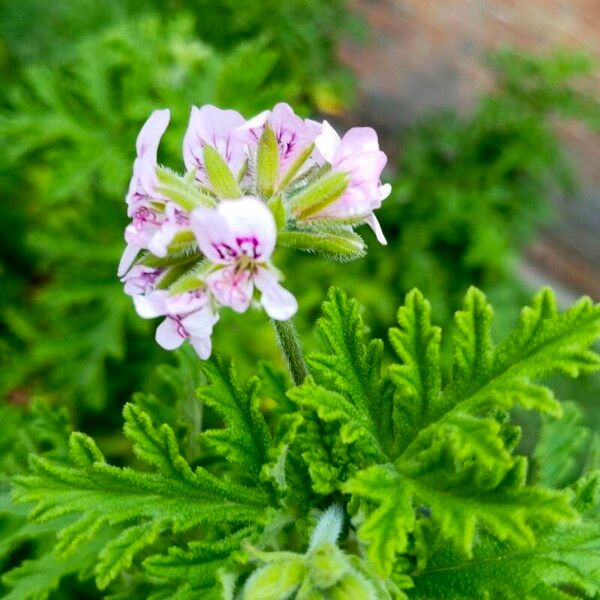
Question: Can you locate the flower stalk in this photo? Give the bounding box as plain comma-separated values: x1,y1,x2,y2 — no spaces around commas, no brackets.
271,318,309,386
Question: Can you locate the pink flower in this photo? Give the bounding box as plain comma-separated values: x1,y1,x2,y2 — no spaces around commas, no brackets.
191,197,297,320
146,203,191,258
119,109,170,276
133,288,219,359
241,102,322,177
314,121,391,245
183,105,248,184
121,265,163,296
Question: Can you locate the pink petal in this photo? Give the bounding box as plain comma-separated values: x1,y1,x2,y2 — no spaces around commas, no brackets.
156,317,186,350
147,204,190,257
191,205,237,264
254,267,298,321
338,127,380,157
207,267,253,313
164,289,209,314
118,243,140,277
183,105,247,177
239,109,270,132
314,120,341,164
136,109,170,196
122,265,162,296
341,150,387,185
366,213,387,245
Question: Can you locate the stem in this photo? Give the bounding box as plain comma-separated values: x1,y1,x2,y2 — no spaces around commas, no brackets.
271,319,309,386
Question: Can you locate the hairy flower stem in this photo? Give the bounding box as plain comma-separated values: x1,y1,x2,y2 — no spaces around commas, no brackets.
272,319,308,386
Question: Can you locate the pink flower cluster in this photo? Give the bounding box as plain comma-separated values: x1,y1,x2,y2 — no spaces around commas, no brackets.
119,103,390,358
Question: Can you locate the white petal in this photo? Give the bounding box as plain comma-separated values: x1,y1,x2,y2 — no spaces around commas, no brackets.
239,109,270,131
147,221,179,257
133,291,168,318
254,267,298,321
181,306,219,338
314,120,341,164
191,206,236,263
156,317,185,350
366,213,387,245
192,197,276,263
190,335,213,360
379,183,392,200
217,197,277,261
118,243,140,277
207,267,253,313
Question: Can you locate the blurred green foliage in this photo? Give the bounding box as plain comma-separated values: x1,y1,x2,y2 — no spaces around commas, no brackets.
0,5,355,414
284,48,600,345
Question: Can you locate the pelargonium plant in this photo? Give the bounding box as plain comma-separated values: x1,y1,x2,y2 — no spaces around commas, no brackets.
118,103,390,373
5,103,600,600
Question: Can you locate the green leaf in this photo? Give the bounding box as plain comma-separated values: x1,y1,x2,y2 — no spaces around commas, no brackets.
343,464,414,576
326,287,600,575
287,171,349,219
203,144,242,199
277,229,366,262
96,521,161,589
144,528,253,598
198,358,271,479
288,383,385,462
68,431,105,467
12,405,268,589
260,413,303,491
535,401,591,488
411,521,600,599
347,458,575,577
1,538,104,600
438,288,600,419
256,125,279,198
309,288,394,453
388,289,442,452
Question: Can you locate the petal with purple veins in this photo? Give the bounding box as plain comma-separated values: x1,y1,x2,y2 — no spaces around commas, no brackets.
206,266,254,313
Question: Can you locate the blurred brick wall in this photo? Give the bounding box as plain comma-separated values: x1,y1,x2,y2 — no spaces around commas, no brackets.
340,0,600,298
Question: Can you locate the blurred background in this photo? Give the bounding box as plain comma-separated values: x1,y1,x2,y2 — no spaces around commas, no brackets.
0,0,598,490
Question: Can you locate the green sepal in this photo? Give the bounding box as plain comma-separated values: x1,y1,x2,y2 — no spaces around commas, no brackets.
278,229,365,262
288,171,349,219
268,195,286,232
278,142,315,191
156,166,216,210
256,125,279,199
140,250,202,269
155,261,198,290
203,144,242,199
167,262,213,295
